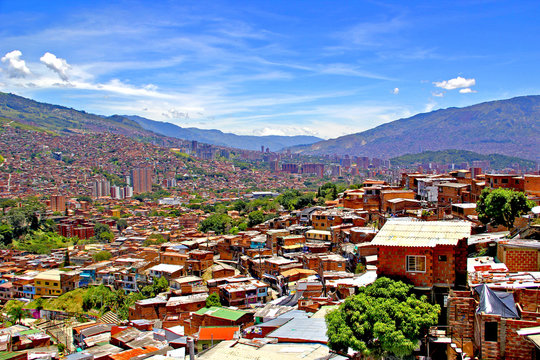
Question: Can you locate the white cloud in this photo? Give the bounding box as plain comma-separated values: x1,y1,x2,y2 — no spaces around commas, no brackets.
40,52,71,81
424,101,436,113
459,88,477,94
431,91,444,97
433,76,475,90
1,50,31,77
392,87,399,95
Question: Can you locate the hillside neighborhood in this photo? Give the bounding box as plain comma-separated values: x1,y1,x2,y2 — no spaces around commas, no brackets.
0,119,538,360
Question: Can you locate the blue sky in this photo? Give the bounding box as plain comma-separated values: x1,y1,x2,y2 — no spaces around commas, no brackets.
1,0,539,139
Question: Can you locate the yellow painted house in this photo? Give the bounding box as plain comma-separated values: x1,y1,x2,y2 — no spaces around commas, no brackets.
34,270,63,297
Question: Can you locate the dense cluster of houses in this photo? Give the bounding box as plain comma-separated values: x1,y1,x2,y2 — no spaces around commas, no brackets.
1,126,540,359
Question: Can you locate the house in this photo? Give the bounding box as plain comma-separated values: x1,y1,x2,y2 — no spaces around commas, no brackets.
34,270,63,297
128,296,167,320
372,220,471,289
437,182,470,205
188,307,254,335
166,293,208,315
218,279,269,307
497,239,540,272
147,264,184,281
196,326,239,352
446,285,540,360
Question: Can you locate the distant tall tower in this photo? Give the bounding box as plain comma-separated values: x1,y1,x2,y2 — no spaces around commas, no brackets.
50,195,66,212
131,167,153,194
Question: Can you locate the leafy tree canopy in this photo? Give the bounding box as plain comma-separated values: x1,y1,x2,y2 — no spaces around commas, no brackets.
92,250,112,262
477,188,534,229
206,292,221,307
325,277,440,358
199,213,233,234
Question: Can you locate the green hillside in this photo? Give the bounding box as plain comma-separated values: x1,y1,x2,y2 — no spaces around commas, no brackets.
0,92,148,137
291,95,540,160
390,149,536,170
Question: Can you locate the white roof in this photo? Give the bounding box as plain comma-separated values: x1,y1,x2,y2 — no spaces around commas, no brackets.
148,264,184,273
371,220,471,247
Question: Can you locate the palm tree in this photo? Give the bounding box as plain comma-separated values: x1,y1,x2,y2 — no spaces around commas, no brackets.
7,302,28,324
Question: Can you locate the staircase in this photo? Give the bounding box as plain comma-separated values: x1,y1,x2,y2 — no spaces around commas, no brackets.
450,341,471,360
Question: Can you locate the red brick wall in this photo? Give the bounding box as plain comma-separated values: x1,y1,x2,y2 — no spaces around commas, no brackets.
477,314,540,360
377,246,434,287
503,248,539,272
516,288,540,312
447,290,475,340
433,246,456,285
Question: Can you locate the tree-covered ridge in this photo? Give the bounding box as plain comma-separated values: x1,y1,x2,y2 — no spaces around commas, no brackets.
390,149,535,170
0,92,147,136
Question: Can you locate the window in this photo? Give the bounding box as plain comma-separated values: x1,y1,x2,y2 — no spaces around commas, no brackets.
438,255,447,262
406,255,426,272
485,322,498,342
501,178,508,184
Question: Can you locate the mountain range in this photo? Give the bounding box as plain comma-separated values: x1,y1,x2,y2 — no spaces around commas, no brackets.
0,92,321,151
1,92,538,160
289,95,540,160
126,115,322,152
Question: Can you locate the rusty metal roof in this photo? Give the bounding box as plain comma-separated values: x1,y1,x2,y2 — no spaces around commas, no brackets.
371,220,471,247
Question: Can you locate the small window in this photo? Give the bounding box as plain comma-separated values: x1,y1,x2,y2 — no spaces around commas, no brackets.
485,322,498,342
438,255,447,262
501,178,508,184
406,256,426,272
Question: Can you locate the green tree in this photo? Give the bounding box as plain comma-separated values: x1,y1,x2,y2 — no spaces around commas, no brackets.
199,213,232,234
143,233,166,246
7,302,28,324
94,223,113,242
477,188,534,229
206,293,221,307
116,219,128,235
325,277,440,358
92,250,112,262
248,210,265,227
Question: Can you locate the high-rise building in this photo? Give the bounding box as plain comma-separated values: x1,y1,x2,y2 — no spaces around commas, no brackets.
50,195,66,212
131,167,153,194
91,180,111,198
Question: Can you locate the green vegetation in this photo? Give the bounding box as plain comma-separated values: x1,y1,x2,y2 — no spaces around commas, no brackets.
206,293,221,307
5,301,29,324
116,219,128,234
94,223,114,242
477,188,534,229
143,233,167,246
25,288,88,313
199,213,234,234
247,210,265,227
276,189,316,210
92,250,112,261
325,277,440,358
390,149,536,170
12,231,74,254
141,276,169,298
354,263,366,274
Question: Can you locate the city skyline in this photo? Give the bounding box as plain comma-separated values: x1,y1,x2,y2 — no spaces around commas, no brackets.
1,0,539,139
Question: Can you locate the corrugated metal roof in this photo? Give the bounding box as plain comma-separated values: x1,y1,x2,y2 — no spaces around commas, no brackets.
195,307,247,321
371,220,471,247
198,326,239,341
267,318,328,343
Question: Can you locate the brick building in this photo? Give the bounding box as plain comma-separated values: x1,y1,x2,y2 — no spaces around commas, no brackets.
497,240,540,272
372,220,471,288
